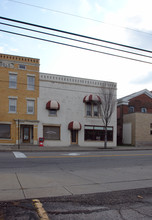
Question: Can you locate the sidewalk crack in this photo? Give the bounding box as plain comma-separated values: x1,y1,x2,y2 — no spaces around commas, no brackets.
15,172,26,199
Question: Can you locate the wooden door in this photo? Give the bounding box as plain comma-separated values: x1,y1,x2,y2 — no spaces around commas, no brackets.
71,130,78,145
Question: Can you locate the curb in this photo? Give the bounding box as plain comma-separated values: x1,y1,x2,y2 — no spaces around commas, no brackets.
0,146,152,152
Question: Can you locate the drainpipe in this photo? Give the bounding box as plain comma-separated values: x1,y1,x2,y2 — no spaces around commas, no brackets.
18,119,20,149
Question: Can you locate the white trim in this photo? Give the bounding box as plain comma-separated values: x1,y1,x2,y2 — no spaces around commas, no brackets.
40,72,117,89
8,96,18,99
0,122,12,124
118,89,152,104
27,73,35,77
9,71,18,75
26,97,36,101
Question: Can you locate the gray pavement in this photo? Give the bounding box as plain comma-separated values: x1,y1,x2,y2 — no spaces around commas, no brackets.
0,145,152,202
0,144,152,152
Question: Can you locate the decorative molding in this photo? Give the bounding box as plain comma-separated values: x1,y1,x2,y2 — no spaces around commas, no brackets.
40,73,117,89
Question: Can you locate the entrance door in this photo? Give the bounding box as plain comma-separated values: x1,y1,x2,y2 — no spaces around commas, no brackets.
23,126,30,143
71,130,78,145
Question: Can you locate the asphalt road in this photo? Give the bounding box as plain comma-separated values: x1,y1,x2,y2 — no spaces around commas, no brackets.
0,150,152,219
1,149,152,171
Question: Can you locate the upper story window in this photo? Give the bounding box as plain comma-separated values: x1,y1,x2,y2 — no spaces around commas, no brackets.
9,73,17,89
129,106,134,113
27,75,35,90
9,98,17,113
49,109,57,116
86,103,100,117
83,94,101,118
27,100,35,114
19,64,26,70
46,100,60,117
141,107,147,113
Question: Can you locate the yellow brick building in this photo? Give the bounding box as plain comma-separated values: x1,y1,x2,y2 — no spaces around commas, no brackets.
0,53,39,146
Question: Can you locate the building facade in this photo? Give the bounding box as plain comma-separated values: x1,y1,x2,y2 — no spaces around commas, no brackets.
38,73,117,147
0,53,39,146
117,89,152,146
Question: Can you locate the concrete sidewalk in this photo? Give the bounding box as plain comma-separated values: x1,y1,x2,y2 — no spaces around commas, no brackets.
0,162,152,202
0,144,152,152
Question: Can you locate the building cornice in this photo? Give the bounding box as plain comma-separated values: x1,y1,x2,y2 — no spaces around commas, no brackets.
39,72,117,89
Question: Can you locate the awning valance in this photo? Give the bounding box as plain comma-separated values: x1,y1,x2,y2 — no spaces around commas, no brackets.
68,121,82,130
83,94,101,103
46,100,60,110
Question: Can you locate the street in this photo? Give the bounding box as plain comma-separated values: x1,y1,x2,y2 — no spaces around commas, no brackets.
0,149,152,219
0,149,152,200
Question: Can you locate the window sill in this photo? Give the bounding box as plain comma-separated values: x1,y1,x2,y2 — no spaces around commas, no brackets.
85,116,101,118
84,140,113,142
0,138,11,140
48,115,57,117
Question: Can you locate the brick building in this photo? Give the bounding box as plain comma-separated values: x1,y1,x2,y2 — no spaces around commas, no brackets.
117,89,152,146
0,53,39,146
0,52,117,148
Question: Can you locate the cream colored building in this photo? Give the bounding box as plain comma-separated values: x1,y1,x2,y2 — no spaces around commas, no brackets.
0,53,39,146
123,113,152,146
38,73,117,148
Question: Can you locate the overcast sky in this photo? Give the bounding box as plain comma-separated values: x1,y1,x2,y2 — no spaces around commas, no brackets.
0,0,152,98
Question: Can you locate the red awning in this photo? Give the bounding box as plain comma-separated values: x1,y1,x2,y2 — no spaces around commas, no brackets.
83,94,101,103
68,121,82,130
46,100,60,110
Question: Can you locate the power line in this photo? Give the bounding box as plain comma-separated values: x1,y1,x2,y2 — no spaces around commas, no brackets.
1,28,152,65
7,0,152,37
0,16,151,54
1,21,152,59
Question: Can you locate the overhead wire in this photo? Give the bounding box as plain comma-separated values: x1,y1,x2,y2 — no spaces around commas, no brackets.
0,16,151,54
7,0,152,37
1,21,152,59
0,16,152,64
0,28,152,65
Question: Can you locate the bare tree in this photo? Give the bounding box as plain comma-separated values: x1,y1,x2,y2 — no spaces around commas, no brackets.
100,87,116,148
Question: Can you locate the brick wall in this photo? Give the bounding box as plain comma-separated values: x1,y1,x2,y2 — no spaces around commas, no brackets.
0,53,39,145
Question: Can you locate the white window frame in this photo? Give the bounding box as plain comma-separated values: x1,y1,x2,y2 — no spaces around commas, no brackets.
27,75,35,90
9,98,17,113
27,100,35,114
49,109,57,116
9,73,17,89
86,103,100,117
141,107,147,113
18,64,26,70
129,106,134,113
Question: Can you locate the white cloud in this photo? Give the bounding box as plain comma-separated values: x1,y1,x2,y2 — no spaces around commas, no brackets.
95,3,106,14
0,46,4,53
79,0,92,16
104,0,152,32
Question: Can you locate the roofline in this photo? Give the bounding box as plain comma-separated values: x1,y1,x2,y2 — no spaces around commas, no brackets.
117,89,152,105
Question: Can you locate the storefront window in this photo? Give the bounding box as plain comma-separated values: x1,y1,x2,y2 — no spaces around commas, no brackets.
84,125,113,141
43,126,60,140
0,124,11,139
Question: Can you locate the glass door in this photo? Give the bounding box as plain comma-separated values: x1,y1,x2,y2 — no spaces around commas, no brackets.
23,126,30,143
